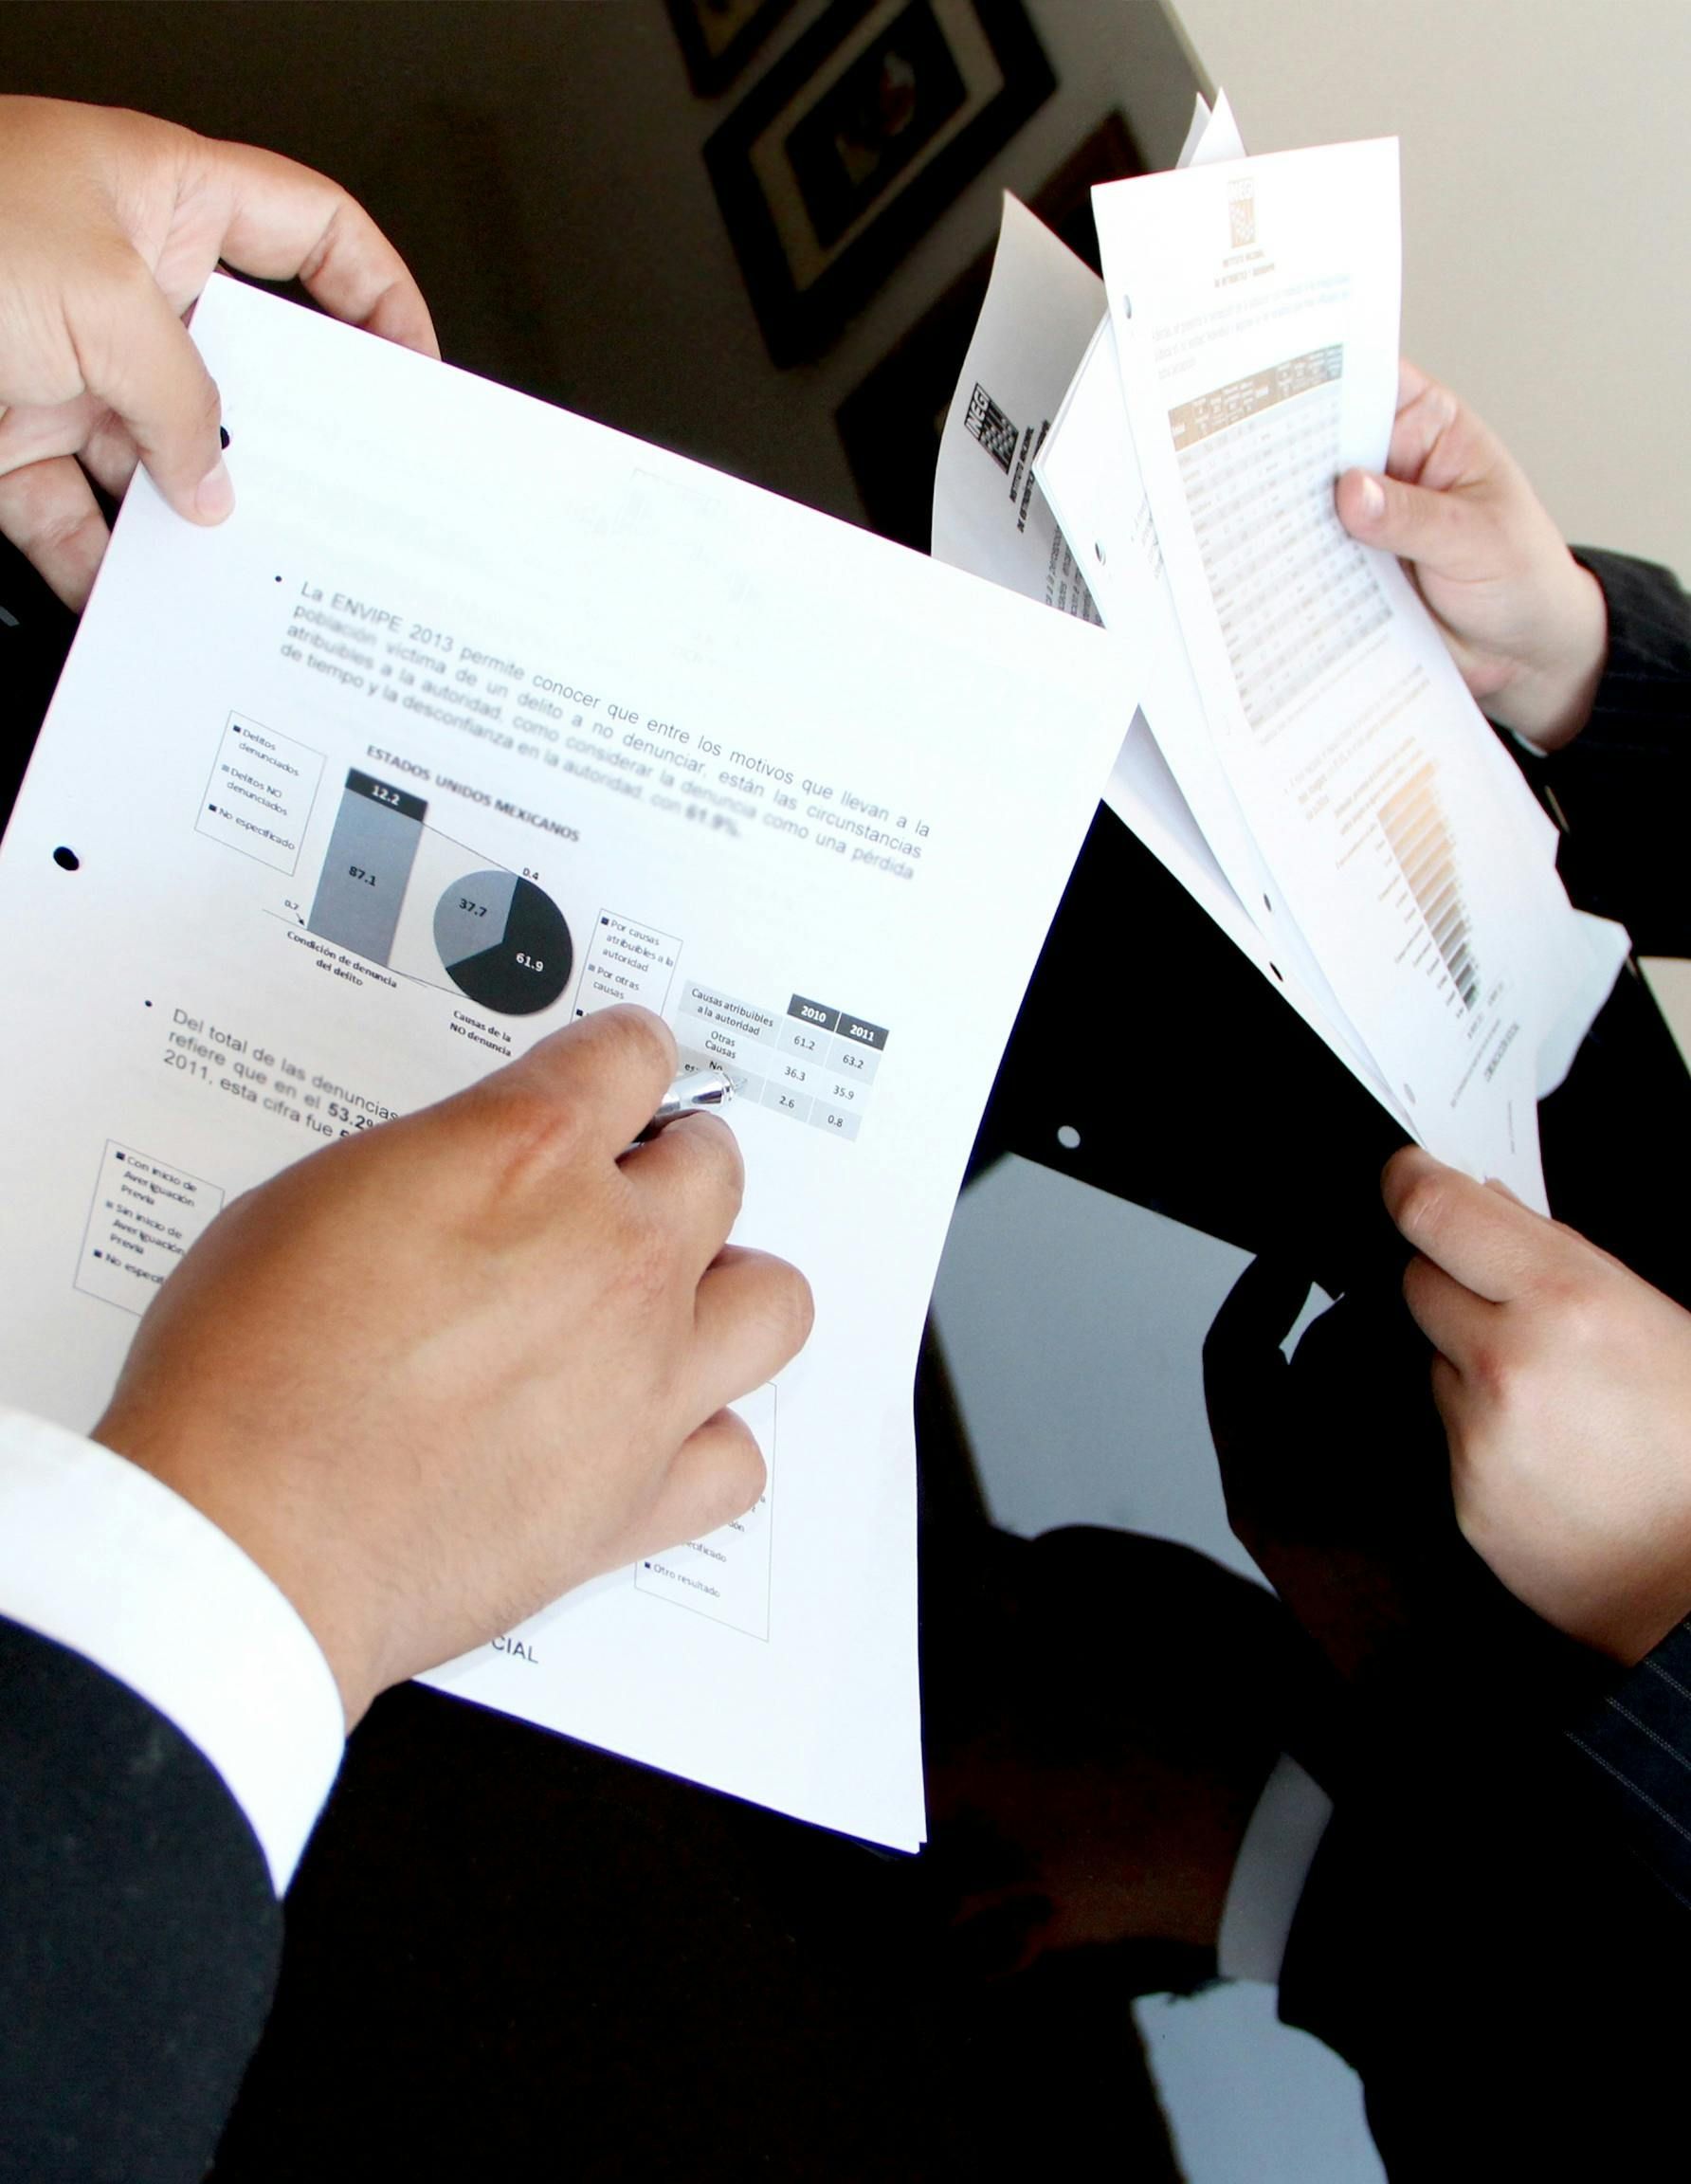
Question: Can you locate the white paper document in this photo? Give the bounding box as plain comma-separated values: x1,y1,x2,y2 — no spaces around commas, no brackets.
938,117,1620,1202
1036,316,1413,1133
926,199,1313,1098
1088,140,1599,1201
0,277,1127,1850
1174,89,1246,171
932,111,1412,1137
931,192,1103,624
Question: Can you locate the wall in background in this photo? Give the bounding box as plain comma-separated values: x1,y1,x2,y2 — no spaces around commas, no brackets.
1167,0,1691,574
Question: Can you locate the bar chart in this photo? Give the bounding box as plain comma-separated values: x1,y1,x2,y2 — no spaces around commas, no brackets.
308,769,573,1015
1377,760,1479,1010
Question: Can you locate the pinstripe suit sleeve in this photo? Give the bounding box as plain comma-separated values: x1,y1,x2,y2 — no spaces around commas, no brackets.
1544,547,1691,1897
1568,1620,1691,1907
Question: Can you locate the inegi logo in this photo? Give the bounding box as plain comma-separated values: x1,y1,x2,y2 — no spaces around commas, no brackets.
964,382,1019,474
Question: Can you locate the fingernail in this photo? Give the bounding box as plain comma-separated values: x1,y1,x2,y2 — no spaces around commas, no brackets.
1355,472,1385,522
195,458,234,523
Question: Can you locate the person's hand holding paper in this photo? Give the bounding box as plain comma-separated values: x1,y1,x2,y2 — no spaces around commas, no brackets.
1386,1145,1691,1667
0,94,437,609
1336,363,1609,750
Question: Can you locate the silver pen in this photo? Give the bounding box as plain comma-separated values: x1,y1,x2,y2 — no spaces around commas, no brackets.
636,1066,736,1141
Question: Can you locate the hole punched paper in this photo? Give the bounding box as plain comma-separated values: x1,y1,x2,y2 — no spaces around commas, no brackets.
0,275,1127,1851
936,98,1627,1211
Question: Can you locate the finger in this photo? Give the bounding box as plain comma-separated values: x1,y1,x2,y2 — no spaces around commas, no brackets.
1334,462,1491,583
0,390,141,506
199,138,439,357
637,1409,770,1556
487,1006,680,1158
1394,357,1433,412
1401,1251,1499,1370
63,245,231,526
1382,1146,1556,1302
619,1111,745,1269
1427,1349,1464,1439
0,390,104,471
78,409,143,500
688,1245,814,1417
1384,372,1459,484
0,452,109,609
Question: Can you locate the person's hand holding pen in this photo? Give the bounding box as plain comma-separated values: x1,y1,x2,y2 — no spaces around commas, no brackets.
1335,362,1609,750
95,1007,812,1727
0,94,437,610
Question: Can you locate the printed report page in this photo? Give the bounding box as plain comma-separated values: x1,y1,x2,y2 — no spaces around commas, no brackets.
930,191,1104,625
928,152,1397,1129
1095,141,1591,1203
1035,317,1409,1134
0,276,1126,1851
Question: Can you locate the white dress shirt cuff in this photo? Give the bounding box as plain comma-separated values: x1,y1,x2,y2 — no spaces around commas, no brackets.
0,1408,344,1894
1216,1752,1335,1984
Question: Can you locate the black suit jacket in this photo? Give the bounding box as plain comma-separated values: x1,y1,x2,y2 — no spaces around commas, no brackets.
1537,547,1691,959
0,1615,281,2184
1544,550,1691,1905
1278,549,1691,2174
1571,1615,1691,1909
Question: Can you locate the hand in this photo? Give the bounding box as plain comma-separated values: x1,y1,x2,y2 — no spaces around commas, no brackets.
94,1008,813,1726
1335,362,1607,748
0,95,437,609
1385,1145,1691,1665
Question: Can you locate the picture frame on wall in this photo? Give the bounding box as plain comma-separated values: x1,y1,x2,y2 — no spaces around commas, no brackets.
835,110,1143,551
667,0,799,99
704,0,1055,365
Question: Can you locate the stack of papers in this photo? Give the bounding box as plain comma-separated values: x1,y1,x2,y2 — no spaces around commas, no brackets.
934,94,1626,1209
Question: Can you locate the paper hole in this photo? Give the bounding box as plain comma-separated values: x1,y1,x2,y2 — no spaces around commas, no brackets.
219,425,231,449
52,846,80,872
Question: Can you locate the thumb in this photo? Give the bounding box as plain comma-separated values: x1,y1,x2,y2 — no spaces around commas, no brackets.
1335,464,1479,580
66,244,233,525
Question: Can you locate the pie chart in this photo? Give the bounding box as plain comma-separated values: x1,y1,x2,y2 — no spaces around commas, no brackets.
433,869,573,1015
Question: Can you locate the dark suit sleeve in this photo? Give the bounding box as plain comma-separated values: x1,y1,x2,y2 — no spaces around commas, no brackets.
1566,1618,1691,1909
1278,1661,1691,2175
1517,546,1691,956
0,1615,282,2184
1530,550,1691,1892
